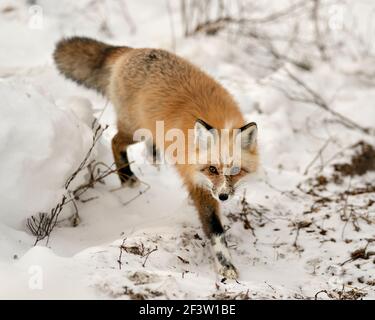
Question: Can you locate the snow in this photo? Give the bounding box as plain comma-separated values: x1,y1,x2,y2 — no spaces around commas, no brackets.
0,0,374,300
0,80,93,228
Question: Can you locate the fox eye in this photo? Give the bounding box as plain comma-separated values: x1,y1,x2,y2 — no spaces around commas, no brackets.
208,166,219,174
230,166,241,175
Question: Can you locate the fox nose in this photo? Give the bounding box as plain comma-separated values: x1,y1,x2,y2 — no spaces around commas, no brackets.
219,193,229,201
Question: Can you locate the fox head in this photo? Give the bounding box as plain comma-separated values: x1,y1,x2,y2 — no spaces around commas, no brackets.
192,119,258,202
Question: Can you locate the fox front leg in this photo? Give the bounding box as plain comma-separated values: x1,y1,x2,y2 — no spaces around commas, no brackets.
209,214,238,279
145,139,161,169
111,131,140,187
190,187,238,279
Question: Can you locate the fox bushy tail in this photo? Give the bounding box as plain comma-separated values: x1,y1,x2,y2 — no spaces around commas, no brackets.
53,36,130,95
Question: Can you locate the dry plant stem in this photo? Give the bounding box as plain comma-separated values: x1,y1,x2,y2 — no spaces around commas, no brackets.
259,36,312,71
118,238,127,270
122,182,151,206
72,161,132,198
303,138,332,175
117,240,158,268
320,142,359,171
340,240,374,266
314,289,329,300
181,0,373,137
27,122,107,245
70,195,80,227
284,69,371,135
27,121,148,245
27,195,67,246
142,246,158,267
340,178,352,240
239,191,256,237
293,223,302,250
65,122,108,189
252,36,370,135
181,0,309,36
312,0,328,60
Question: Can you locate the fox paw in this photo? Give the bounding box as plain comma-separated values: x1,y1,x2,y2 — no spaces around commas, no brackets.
218,264,238,279
149,162,161,171
121,176,140,188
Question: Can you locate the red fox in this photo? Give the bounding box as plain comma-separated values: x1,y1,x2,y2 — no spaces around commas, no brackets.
54,37,259,279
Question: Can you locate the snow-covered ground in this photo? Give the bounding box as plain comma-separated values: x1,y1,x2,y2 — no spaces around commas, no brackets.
0,0,374,299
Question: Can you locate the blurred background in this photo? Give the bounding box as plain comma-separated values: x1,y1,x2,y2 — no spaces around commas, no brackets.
2,0,375,77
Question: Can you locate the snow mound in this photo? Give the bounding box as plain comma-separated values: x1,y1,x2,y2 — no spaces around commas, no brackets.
0,79,94,228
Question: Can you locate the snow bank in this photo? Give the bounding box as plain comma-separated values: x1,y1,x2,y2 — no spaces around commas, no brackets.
0,80,94,228
0,246,97,299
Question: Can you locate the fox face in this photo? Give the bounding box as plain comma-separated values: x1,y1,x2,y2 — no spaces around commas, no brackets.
192,120,258,202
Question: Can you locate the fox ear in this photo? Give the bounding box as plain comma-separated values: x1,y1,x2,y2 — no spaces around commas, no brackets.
238,122,257,150
194,119,216,148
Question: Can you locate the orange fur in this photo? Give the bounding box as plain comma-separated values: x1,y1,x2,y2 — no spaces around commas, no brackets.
54,36,259,278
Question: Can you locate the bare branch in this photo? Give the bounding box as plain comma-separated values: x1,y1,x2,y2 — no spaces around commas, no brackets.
283,68,372,135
